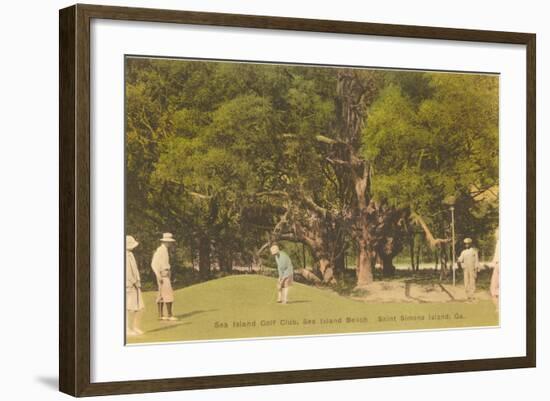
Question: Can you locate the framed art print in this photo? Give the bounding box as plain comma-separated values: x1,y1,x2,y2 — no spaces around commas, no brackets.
59,4,536,396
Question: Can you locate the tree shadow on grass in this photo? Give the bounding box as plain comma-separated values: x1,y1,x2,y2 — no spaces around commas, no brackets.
404,281,428,303
175,309,218,320
145,309,218,334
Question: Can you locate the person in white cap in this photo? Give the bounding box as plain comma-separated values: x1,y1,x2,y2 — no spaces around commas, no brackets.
126,235,145,335
270,244,294,304
457,237,480,300
151,233,177,321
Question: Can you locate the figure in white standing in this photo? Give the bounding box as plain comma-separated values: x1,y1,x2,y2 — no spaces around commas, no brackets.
490,228,500,311
126,235,145,335
457,237,480,301
151,233,178,321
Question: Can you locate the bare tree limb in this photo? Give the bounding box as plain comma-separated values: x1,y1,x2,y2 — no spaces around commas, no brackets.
255,190,290,199
326,157,352,166
410,211,450,249
316,134,341,145
300,193,328,217
188,191,212,200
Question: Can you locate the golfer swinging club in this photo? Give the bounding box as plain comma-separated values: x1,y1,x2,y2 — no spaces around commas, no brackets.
270,244,294,304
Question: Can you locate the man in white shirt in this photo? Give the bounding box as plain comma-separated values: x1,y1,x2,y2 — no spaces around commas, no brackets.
457,237,480,301
151,233,177,321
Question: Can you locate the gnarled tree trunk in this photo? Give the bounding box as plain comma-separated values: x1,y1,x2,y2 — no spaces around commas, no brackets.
356,235,375,287
330,69,383,288
198,236,211,277
217,247,233,272
259,195,344,285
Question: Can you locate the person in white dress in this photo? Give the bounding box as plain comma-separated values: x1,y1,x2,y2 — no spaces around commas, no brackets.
490,228,500,311
151,233,177,321
457,237,480,301
126,235,145,336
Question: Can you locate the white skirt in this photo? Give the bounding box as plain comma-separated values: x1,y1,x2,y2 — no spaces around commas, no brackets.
126,286,145,311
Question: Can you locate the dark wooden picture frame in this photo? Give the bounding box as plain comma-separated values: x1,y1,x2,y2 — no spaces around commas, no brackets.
59,3,536,397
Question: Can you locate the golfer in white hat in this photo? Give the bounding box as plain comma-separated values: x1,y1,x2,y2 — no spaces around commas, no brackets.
457,237,480,300
126,235,145,335
270,244,294,304
151,233,177,321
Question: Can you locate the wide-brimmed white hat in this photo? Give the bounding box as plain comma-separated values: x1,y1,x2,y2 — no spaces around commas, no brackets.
160,232,176,242
463,238,472,244
126,235,139,250
270,245,280,255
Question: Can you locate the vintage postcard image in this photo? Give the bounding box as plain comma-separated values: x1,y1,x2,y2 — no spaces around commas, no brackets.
124,57,500,344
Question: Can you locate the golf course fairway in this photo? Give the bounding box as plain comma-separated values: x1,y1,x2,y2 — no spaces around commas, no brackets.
127,275,498,344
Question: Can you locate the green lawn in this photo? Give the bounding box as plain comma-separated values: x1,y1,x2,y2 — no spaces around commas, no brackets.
127,275,498,344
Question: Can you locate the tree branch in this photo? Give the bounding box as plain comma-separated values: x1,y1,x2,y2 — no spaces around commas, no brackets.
255,190,290,199
410,211,450,249
326,157,351,166
300,193,328,217
316,134,342,145
188,191,212,200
